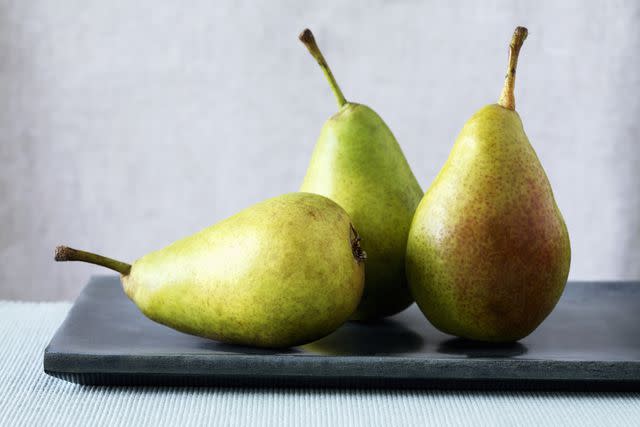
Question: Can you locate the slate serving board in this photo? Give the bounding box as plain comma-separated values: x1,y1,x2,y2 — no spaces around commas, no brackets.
44,276,640,390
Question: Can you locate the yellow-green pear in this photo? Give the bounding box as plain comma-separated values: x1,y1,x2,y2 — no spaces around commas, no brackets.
298,29,422,320
406,27,571,342
55,193,366,348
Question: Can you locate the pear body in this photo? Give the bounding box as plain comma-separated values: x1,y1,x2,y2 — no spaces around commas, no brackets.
406,104,570,342
122,192,365,348
301,103,422,320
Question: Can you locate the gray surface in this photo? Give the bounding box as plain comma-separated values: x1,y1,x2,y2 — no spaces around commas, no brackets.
4,301,640,427
1,1,639,300
45,276,640,388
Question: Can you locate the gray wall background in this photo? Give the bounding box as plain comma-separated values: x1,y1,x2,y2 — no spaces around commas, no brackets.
1,0,638,300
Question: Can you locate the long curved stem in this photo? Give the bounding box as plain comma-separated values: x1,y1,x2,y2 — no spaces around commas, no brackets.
299,28,347,108
55,246,131,275
498,26,528,111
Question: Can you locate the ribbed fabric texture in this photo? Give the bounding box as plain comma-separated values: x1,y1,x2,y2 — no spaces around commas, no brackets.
1,301,639,427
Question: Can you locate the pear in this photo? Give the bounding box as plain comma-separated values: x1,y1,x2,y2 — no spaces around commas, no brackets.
298,29,422,320
406,27,571,342
55,193,366,348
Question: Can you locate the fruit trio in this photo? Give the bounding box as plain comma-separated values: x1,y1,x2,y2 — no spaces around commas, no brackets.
56,26,571,348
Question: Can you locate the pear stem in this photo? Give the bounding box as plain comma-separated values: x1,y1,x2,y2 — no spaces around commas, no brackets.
55,245,131,275
299,28,347,108
498,26,528,111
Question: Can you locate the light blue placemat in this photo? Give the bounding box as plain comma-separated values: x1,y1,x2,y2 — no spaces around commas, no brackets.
0,301,638,427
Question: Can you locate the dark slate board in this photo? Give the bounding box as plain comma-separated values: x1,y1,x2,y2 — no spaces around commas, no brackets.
44,276,640,390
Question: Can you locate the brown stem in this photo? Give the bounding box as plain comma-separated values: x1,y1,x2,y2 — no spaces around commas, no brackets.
299,28,347,108
498,26,528,110
55,246,131,275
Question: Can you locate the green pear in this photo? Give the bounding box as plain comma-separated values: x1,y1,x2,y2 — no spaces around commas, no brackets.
406,27,571,342
55,193,366,348
298,29,422,320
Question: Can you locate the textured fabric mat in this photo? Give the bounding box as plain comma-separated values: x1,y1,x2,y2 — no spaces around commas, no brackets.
0,301,639,427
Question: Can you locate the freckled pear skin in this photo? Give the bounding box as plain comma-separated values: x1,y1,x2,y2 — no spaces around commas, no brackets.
406,27,571,342
56,193,365,349
299,29,422,320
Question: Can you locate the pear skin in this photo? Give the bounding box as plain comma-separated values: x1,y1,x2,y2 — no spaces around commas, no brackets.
56,193,365,348
406,27,571,342
299,29,422,320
